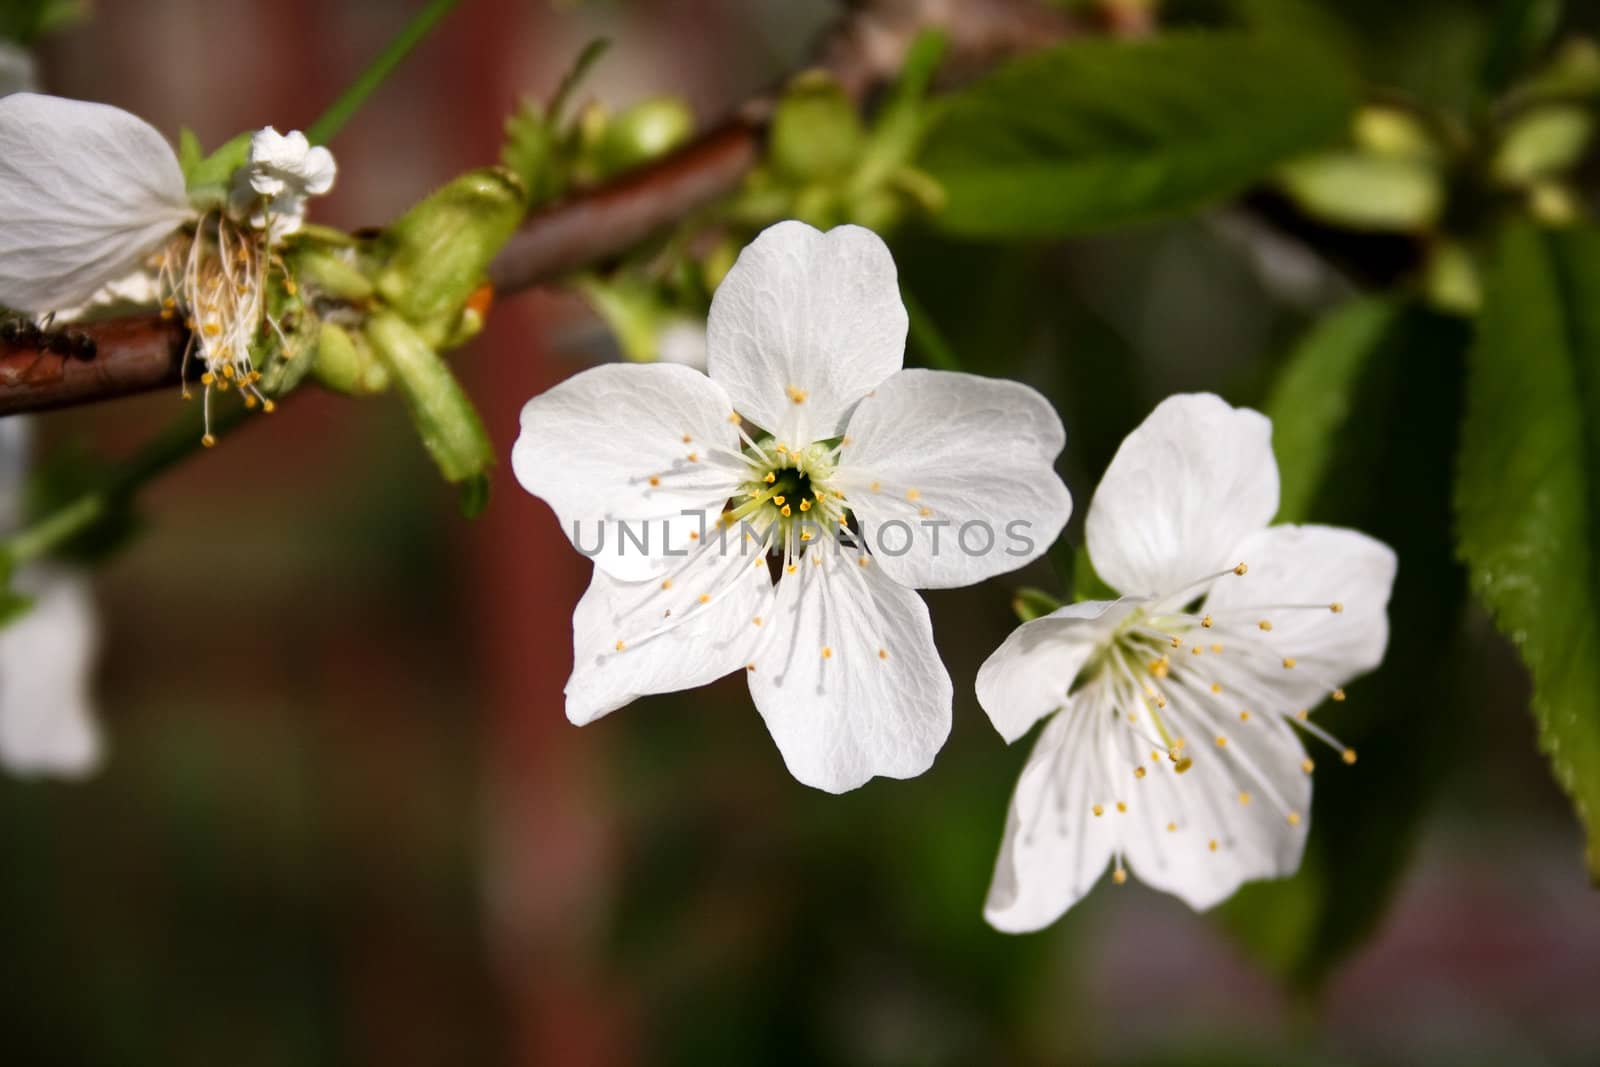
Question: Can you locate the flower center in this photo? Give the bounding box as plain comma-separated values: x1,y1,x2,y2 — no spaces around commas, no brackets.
723,436,852,561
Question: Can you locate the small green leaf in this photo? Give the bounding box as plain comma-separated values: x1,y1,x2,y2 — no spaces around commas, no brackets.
1277,151,1444,232
1490,104,1596,187
1265,298,1402,523
919,30,1356,238
364,310,493,486
1456,223,1600,879
184,130,253,207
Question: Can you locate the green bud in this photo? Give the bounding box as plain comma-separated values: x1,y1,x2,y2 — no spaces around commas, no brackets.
1422,241,1482,316
770,70,865,182
375,167,527,347
310,321,390,395
1013,587,1063,623
1491,104,1595,186
364,311,493,485
598,97,694,175
289,247,374,302
1528,181,1583,227
1351,106,1440,162
502,100,566,206
1277,152,1444,232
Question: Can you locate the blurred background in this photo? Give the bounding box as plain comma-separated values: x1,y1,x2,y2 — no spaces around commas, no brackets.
2,1,1598,1064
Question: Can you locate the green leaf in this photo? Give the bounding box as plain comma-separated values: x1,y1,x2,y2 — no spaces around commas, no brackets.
364,310,494,487
1456,223,1600,879
1276,152,1444,233
919,30,1356,238
1227,303,1472,989
1265,298,1402,523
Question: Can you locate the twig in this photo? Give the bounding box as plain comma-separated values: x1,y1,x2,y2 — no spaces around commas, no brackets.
0,0,1083,416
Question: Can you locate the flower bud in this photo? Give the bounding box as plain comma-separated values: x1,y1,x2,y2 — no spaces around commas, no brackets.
1352,106,1440,162
375,167,526,347
770,71,865,182
1277,152,1443,232
1491,104,1595,187
598,97,694,175
311,321,390,395
364,310,493,485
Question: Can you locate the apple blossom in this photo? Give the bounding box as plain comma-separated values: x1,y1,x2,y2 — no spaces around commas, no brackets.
977,393,1396,931
513,221,1073,792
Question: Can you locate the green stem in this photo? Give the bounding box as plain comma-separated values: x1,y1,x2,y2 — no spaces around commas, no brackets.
4,404,250,568
902,287,963,371
306,0,463,147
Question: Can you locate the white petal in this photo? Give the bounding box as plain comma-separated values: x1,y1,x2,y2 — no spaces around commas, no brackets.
0,565,102,778
567,537,775,725
1202,523,1397,705
512,363,745,581
1085,393,1279,597
706,221,905,445
985,706,1118,932
0,94,191,313
1116,689,1310,911
835,369,1072,589
975,599,1139,744
745,544,951,793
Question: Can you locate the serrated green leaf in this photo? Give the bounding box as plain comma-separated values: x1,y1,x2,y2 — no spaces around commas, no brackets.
918,31,1356,238
1266,298,1402,523
1227,304,1471,989
1456,223,1600,879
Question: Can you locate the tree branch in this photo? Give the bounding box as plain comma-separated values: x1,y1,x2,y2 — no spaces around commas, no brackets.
0,0,1084,417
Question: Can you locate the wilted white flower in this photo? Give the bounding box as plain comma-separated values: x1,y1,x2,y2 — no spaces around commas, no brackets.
0,418,101,778
231,126,337,239
977,393,1396,931
514,221,1073,792
0,94,337,439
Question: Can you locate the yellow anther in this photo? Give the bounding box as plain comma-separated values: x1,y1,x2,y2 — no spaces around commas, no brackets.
1332,688,1347,702
1211,682,1223,694
1208,839,1218,852
698,594,711,605
1286,812,1302,826
746,663,756,671
261,399,276,413
649,477,661,487
1239,710,1251,722
781,505,792,517
764,472,777,484
1301,758,1316,774
1282,657,1297,669
1116,801,1127,813
1170,636,1182,648
687,452,698,463
786,385,808,405
1173,757,1193,774
201,372,216,386
799,499,812,512
201,434,217,448
1167,822,1177,832
688,531,699,541
244,395,259,409
878,648,888,660
753,616,763,626
773,496,787,507
906,488,920,502
1330,601,1344,613
919,507,932,518
870,481,881,492
661,579,673,590
1296,709,1309,721
1342,748,1358,765
1192,645,1203,655
1215,735,1228,748
221,364,235,378
1211,644,1223,654
821,646,832,659
615,640,626,651
682,434,692,444
1234,562,1248,575
799,530,814,542
1112,868,1128,885
857,557,870,567
1238,792,1251,805
1258,619,1273,631
786,564,797,574
728,412,742,424
1134,766,1147,779
202,322,223,338
1092,804,1105,817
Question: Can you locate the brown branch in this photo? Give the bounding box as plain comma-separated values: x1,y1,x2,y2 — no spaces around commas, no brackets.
0,0,1083,417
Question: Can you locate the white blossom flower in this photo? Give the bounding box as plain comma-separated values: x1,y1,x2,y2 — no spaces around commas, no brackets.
976,393,1395,931
513,221,1072,792
0,94,336,439
0,418,102,778
230,126,337,239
